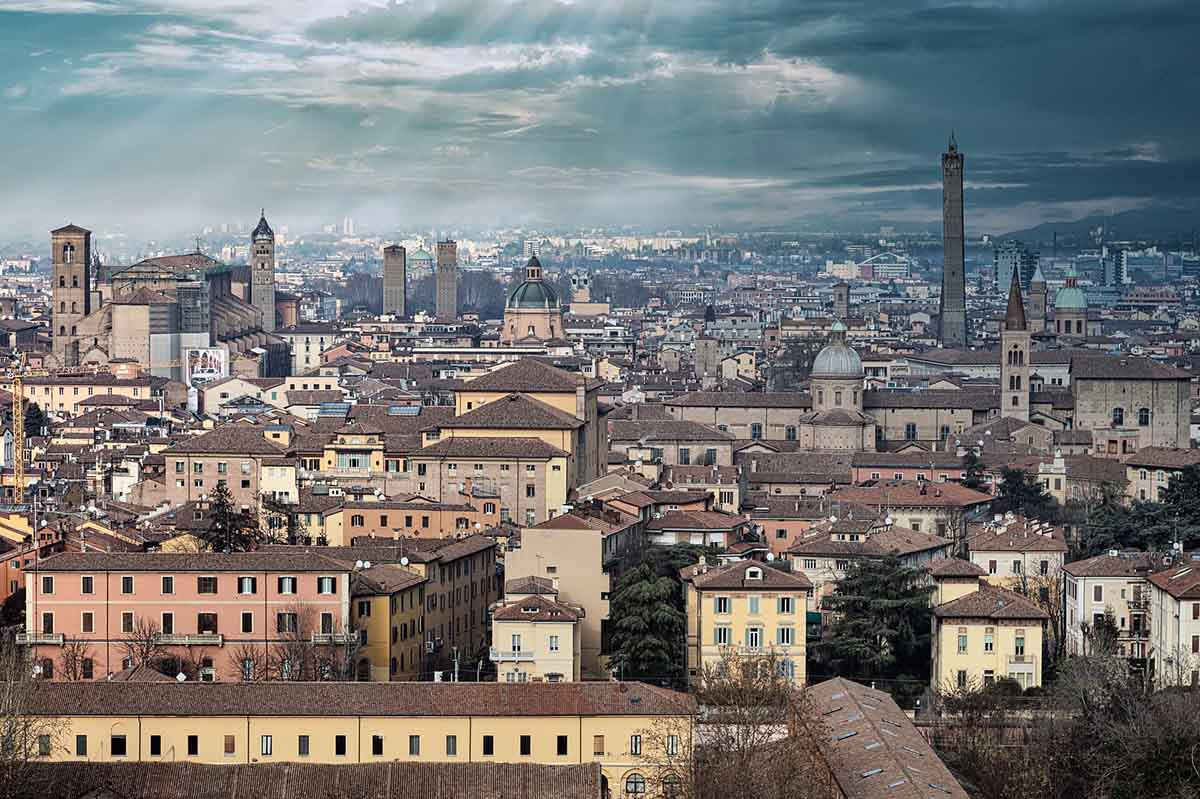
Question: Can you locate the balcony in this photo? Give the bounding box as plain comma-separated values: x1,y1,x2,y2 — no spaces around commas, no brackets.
154,633,223,646
311,632,357,645
1127,598,1150,611
16,632,63,645
1007,654,1036,669
490,648,534,662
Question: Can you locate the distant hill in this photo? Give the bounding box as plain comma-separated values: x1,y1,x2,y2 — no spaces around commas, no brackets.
1002,204,1200,246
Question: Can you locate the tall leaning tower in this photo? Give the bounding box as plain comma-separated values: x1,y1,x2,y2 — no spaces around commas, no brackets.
51,223,92,366
251,211,276,332
940,134,968,348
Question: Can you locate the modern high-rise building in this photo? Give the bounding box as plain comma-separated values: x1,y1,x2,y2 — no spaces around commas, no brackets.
1104,249,1129,287
342,216,355,237
250,211,276,332
994,240,1039,294
435,239,458,319
382,244,407,317
939,134,967,348
50,223,92,366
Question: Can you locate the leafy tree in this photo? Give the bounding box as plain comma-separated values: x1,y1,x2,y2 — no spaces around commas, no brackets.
1078,466,1200,558
997,467,1053,517
607,560,687,686
22,403,45,439
816,554,933,683
199,482,263,552
961,450,985,491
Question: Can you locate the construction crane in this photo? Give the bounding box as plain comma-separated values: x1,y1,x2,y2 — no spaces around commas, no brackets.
10,352,25,503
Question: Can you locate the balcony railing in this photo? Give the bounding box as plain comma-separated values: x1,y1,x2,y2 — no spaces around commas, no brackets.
16,632,63,645
490,648,533,662
1007,654,1036,668
311,632,357,645
1128,598,1150,611
153,633,223,646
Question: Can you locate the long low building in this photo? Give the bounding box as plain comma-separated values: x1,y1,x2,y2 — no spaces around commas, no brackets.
24,681,693,795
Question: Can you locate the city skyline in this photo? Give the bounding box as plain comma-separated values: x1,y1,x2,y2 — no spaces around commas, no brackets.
3,1,1200,240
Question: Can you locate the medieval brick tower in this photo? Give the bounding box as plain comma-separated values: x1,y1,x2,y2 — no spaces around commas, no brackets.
1001,271,1031,422
940,133,967,348
251,211,276,332
51,223,92,366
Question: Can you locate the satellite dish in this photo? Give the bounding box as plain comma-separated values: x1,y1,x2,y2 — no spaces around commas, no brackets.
766,552,776,561
362,560,371,569
885,515,894,526
354,560,364,569
31,664,42,676
829,515,837,523
176,672,187,682
400,556,410,566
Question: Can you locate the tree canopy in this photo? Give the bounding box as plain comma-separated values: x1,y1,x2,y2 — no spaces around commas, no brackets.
606,560,686,685
197,482,264,553
997,467,1053,518
1078,465,1200,558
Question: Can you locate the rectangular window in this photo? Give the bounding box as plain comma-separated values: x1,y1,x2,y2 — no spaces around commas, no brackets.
482,735,494,756
197,613,218,634
372,735,384,757
958,634,968,654
593,735,605,756
151,736,163,757
111,735,127,757
714,596,731,614
777,596,794,614
520,735,531,756
714,626,731,645
121,576,134,594
161,612,174,635
317,576,337,595
261,735,273,756
549,634,560,652
630,734,642,755
297,735,309,757
984,632,994,653
161,576,172,594
777,626,794,646
276,613,297,634
1093,585,1103,602
121,612,134,634
278,576,297,594
224,735,236,756
241,612,253,634
667,735,679,756
41,575,53,594
197,576,218,594
748,596,760,615
335,735,347,757
408,735,420,756
446,735,457,756
41,612,53,635
75,735,87,756
187,735,198,756
80,575,93,594
556,735,568,756
238,576,257,594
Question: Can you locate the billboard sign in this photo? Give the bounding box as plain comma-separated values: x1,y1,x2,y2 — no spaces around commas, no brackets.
185,347,228,385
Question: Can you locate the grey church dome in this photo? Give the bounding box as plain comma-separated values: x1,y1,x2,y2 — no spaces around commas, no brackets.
812,320,863,379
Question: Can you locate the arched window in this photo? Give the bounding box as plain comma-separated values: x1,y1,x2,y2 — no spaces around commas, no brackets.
1112,407,1124,426
62,243,74,264
624,774,647,795
59,275,65,288
58,326,65,336
785,425,796,441
59,302,65,313
70,325,76,336
663,775,683,799
72,275,79,288
70,302,77,313
1138,408,1150,426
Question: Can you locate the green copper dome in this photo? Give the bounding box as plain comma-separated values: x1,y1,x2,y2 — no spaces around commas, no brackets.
1054,286,1087,311
508,279,559,309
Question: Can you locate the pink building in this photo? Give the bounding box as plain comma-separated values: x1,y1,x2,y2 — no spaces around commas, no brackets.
22,552,352,682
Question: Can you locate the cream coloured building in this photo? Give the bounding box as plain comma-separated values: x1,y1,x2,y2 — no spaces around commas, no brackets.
964,513,1068,588
1147,558,1200,687
490,589,583,683
1063,552,1158,660
680,560,812,686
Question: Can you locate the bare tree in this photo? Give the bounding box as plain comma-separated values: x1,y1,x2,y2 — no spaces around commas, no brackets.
229,643,270,682
56,638,94,682
0,637,64,799
119,616,163,668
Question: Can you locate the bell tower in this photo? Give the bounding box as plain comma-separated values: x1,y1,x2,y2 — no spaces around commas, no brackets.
51,223,92,366
250,211,276,332
1001,271,1030,422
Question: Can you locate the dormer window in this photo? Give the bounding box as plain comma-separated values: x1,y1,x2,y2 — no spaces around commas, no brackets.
746,567,763,580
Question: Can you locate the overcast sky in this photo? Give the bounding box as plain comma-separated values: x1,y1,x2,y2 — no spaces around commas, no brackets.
3,0,1199,240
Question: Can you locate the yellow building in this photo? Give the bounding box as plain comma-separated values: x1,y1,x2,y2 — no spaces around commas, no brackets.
680,559,812,686
352,565,428,681
25,681,693,795
930,566,1049,691
491,580,583,683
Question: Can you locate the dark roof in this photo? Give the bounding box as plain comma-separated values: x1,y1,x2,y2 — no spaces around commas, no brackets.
831,481,991,509
1123,447,1200,470
413,437,568,460
808,677,969,799
681,559,812,590
1003,270,1027,331
1071,355,1191,381
787,527,951,558
1063,551,1162,578
162,426,285,456
27,762,603,799
1148,559,1200,600
493,595,580,622
463,359,590,393
933,585,1049,620
965,515,1068,553
644,510,749,532
51,223,92,235
928,558,987,577
665,392,811,409
443,394,583,430
25,681,692,718
286,390,344,406
611,419,733,442
252,213,273,240
505,575,557,595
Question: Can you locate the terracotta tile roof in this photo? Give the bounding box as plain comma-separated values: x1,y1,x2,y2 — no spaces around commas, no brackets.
808,677,970,799
681,559,812,591
1071,354,1192,381
614,489,711,508
413,437,568,460
38,552,351,573
352,565,428,595
286,390,344,406
933,585,1049,620
30,762,604,799
1123,447,1200,470
493,594,581,622
831,481,991,509
462,358,593,393
1063,551,1163,578
644,510,749,532
851,452,964,468
664,392,811,408
161,426,286,456
787,528,951,559
1147,558,1200,599
928,558,986,577
610,420,733,442
26,681,692,718
505,575,557,595
443,393,583,430
965,515,1068,554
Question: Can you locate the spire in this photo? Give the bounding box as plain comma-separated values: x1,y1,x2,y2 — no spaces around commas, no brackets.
252,211,274,241
948,130,958,152
1004,270,1027,332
